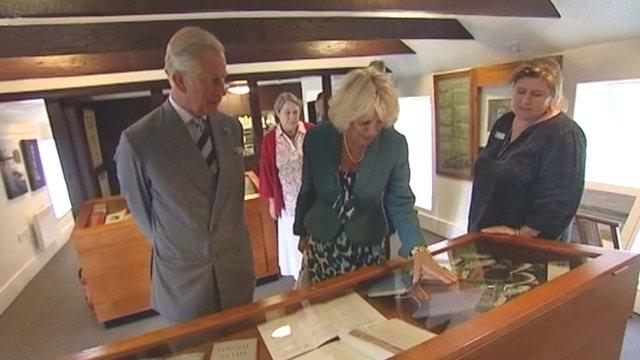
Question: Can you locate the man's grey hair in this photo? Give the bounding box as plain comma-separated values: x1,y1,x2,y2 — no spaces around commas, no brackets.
164,26,225,79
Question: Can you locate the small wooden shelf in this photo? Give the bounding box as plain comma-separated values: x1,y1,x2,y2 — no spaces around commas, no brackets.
72,196,152,326
71,172,278,326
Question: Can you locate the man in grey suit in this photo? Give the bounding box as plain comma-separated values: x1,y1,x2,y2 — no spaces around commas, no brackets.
115,27,255,324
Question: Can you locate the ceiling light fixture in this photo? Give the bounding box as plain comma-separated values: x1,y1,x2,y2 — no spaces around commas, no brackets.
227,81,250,95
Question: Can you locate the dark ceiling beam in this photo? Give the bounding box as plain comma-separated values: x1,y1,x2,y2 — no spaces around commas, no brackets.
0,17,469,58
0,67,362,103
226,67,361,82
0,0,560,18
0,40,412,81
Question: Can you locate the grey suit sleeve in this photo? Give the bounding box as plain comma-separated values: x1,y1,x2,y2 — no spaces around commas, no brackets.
115,133,154,241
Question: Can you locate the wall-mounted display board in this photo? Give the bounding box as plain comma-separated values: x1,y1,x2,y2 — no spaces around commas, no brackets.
434,70,474,180
433,55,564,181
19,139,46,191
0,139,29,199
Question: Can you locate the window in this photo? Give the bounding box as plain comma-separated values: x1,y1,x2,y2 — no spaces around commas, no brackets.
37,139,72,219
395,96,433,211
574,78,640,188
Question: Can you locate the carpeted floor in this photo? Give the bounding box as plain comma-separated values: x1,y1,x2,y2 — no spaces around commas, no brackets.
0,233,638,359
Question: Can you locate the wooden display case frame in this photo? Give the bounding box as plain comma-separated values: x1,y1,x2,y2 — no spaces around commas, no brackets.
64,233,639,359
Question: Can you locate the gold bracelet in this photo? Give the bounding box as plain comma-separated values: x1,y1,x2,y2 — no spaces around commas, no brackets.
411,245,430,256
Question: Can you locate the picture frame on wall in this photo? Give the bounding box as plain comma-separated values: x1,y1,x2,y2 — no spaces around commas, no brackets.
20,139,47,191
479,86,512,147
0,139,30,199
434,70,473,180
83,108,104,168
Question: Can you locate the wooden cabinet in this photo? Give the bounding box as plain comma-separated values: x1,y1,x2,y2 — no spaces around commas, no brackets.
71,172,278,325
65,233,639,359
72,196,152,326
244,172,279,280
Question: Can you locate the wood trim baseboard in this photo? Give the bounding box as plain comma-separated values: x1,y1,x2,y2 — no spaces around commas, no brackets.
417,210,467,239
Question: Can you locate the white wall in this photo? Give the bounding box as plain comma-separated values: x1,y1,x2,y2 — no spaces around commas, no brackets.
562,37,640,117
394,36,640,239
300,76,323,121
395,73,471,238
0,104,75,316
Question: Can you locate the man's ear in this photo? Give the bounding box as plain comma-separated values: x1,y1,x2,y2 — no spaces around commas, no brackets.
172,72,188,93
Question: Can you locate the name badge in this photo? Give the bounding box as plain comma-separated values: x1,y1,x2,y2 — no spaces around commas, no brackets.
494,131,506,140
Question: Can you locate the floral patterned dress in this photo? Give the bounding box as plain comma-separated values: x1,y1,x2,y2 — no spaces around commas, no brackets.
305,170,385,284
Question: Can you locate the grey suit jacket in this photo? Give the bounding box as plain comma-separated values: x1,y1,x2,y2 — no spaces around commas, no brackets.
115,100,255,323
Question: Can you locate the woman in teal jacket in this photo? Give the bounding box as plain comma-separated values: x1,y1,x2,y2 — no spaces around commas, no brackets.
294,67,457,285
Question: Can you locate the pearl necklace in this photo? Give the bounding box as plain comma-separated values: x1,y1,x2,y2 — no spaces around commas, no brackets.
343,132,365,163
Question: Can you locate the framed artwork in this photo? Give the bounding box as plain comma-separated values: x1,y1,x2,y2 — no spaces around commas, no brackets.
0,139,29,199
20,139,46,191
83,108,104,168
97,170,111,197
479,86,512,147
434,70,473,180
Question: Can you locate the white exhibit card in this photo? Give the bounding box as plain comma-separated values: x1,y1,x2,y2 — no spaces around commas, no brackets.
300,318,437,360
211,338,257,360
257,293,385,360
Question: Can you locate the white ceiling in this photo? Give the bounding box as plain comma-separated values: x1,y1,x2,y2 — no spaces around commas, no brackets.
386,0,640,75
0,99,50,123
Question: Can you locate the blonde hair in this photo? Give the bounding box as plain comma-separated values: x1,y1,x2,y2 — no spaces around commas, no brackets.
328,67,399,132
510,58,567,111
164,26,225,79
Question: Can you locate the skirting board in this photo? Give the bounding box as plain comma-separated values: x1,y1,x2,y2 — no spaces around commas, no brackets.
417,211,466,240
0,220,74,316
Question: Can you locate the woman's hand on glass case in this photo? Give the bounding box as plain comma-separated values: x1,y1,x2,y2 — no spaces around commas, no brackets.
412,251,458,285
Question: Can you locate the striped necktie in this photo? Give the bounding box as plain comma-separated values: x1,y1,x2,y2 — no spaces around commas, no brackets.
193,117,216,167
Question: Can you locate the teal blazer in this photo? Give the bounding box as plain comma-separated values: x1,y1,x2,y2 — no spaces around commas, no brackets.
293,122,425,257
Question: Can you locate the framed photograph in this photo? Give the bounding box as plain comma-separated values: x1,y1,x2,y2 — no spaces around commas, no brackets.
479,86,512,147
0,139,30,199
20,139,46,191
83,108,103,168
97,170,111,197
434,70,473,180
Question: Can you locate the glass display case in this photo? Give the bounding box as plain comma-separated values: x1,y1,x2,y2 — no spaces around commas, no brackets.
65,233,639,359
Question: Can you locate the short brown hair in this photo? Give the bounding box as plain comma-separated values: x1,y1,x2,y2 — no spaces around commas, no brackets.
510,58,567,111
